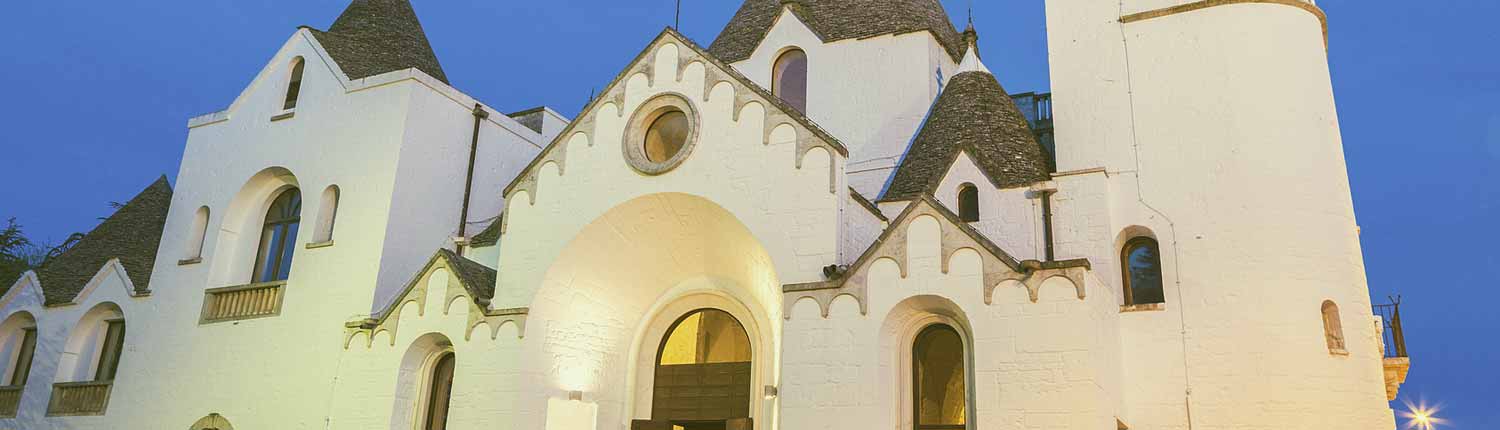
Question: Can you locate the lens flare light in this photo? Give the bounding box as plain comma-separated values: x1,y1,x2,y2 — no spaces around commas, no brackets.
1399,398,1447,430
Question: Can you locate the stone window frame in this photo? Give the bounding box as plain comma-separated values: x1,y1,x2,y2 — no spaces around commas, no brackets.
1119,236,1166,306
1322,300,1347,355
419,350,457,430
956,183,979,222
893,314,975,430
622,93,700,176
395,333,456,430
772,47,809,114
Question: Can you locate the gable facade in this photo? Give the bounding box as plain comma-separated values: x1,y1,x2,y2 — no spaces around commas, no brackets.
0,1,1404,429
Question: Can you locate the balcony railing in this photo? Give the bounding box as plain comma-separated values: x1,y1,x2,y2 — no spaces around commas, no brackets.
47,381,112,416
0,386,21,417
1374,297,1408,359
200,281,287,324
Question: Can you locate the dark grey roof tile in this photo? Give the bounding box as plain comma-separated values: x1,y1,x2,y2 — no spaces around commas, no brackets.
36,177,172,306
308,0,449,84
881,71,1050,200
709,0,966,63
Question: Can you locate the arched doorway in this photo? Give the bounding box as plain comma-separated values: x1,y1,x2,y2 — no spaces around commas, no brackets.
912,324,967,430
645,309,753,430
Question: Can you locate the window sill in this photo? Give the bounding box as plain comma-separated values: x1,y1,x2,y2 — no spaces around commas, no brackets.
1120,303,1166,313
1329,348,1350,356
305,241,334,250
270,111,296,122
177,257,203,266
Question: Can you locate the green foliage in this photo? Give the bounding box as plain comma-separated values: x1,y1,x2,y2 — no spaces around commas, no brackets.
0,218,35,287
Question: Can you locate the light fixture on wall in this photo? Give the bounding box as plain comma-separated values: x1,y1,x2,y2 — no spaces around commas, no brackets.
763,385,779,399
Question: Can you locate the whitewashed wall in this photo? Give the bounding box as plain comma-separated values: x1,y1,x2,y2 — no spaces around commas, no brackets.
934,151,1043,262
493,35,845,430
1046,0,1394,428
779,211,1122,430
727,8,961,197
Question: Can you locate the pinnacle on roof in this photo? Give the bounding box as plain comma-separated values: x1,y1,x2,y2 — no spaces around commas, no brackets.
955,37,989,75
308,0,450,84
881,70,1050,201
710,0,967,63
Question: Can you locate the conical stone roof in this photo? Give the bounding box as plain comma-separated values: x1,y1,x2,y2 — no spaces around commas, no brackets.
709,0,966,63
33,177,173,305
881,63,1050,200
309,0,449,84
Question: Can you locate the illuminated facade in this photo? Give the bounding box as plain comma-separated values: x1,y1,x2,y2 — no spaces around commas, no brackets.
0,0,1408,429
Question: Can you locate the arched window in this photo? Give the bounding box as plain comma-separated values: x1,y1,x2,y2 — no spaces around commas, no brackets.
773,49,808,113
0,313,37,389
313,185,339,243
1322,301,1346,353
913,324,967,430
957,183,979,222
189,413,234,430
50,304,124,416
653,309,753,425
253,188,301,283
1121,237,1165,305
186,206,210,260
422,352,456,430
283,57,305,111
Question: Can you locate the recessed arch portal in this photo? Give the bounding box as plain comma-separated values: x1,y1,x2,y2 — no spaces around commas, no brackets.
523,192,784,429
651,309,753,427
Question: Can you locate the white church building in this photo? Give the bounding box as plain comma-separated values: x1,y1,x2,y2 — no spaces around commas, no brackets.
0,0,1412,429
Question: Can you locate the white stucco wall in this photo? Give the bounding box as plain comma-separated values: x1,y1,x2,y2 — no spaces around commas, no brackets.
934,151,1044,262
780,212,1121,430
493,35,845,429
1046,1,1394,428
0,3,1400,429
727,9,961,197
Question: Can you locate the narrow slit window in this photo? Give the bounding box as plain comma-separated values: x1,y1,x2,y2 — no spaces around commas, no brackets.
283,57,305,110
187,206,210,259
773,49,808,113
1322,301,1346,353
957,183,979,222
314,185,339,243
1121,237,1166,305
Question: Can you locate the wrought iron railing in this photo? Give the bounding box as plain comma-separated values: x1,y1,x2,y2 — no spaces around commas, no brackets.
46,381,112,416
0,385,21,417
1374,297,1408,359
200,281,287,324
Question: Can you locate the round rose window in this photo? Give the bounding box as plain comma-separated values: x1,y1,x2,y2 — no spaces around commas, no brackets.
623,94,698,175
644,110,689,163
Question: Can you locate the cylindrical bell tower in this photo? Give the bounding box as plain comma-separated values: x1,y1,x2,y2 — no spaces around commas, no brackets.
1045,1,1398,428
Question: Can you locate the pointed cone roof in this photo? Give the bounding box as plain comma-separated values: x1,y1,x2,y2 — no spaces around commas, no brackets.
309,0,449,84
34,176,173,305
710,0,966,63
881,55,1050,201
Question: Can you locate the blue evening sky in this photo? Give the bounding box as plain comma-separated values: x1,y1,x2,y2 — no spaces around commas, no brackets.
0,1,1494,426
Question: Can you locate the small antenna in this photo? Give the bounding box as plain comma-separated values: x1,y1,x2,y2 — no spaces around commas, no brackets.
675,0,682,30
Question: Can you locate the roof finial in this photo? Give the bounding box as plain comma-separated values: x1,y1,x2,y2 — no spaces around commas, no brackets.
962,2,980,50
